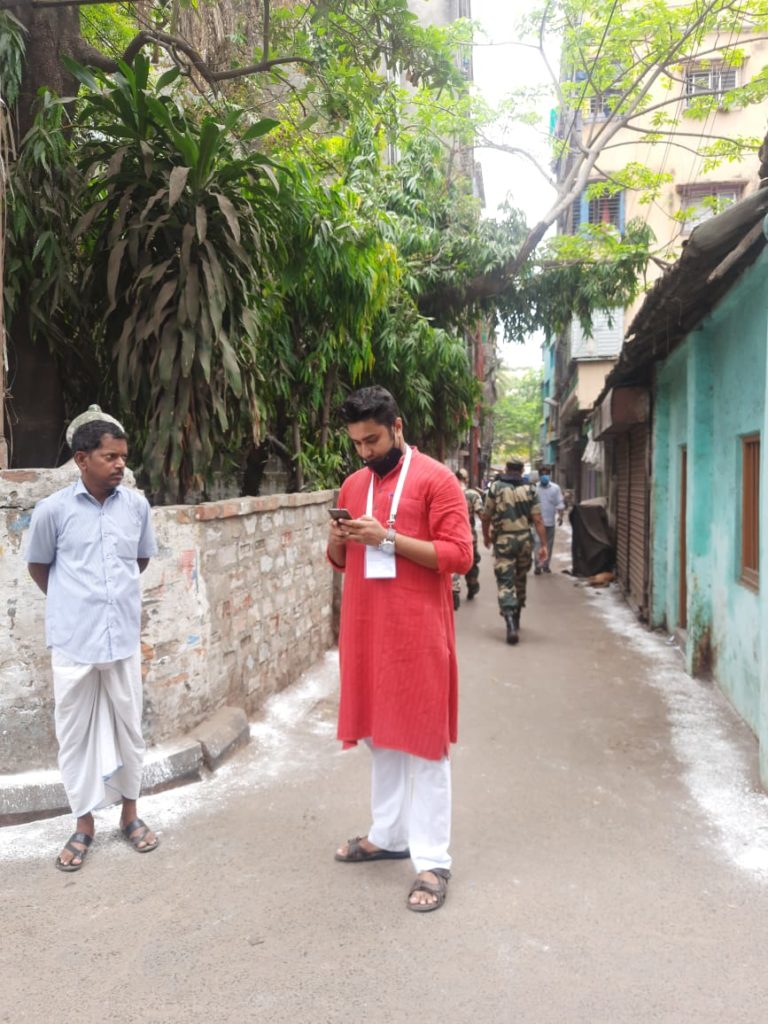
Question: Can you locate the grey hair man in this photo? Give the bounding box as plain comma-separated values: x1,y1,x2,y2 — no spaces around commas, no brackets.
25,415,159,871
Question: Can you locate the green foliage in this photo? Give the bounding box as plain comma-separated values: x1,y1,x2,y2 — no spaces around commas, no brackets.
4,92,82,353
492,367,543,464
67,55,283,500
0,11,26,109
80,3,138,55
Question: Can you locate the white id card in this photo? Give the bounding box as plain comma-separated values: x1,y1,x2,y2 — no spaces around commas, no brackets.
364,544,397,579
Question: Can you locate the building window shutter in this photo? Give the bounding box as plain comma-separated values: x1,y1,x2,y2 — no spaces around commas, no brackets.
741,434,760,591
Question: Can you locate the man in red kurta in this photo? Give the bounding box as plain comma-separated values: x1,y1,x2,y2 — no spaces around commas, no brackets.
327,386,473,912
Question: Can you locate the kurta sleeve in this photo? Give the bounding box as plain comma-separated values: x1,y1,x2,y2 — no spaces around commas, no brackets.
326,481,349,573
430,473,474,575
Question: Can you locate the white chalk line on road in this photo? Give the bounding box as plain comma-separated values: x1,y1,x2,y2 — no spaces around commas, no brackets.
588,586,768,882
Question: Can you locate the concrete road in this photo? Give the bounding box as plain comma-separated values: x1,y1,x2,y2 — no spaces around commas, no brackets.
3,528,768,1024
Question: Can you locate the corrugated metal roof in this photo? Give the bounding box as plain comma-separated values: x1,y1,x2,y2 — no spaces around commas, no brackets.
599,183,768,396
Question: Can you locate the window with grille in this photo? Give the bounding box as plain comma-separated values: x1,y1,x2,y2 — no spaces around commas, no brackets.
587,91,619,120
571,190,624,232
678,183,742,235
684,63,738,107
741,434,760,591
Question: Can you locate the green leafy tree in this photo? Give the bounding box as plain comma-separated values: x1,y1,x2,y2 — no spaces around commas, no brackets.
492,367,543,466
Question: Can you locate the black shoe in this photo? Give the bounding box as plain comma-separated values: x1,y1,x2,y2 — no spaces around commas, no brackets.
534,567,542,576
466,585,479,600
453,592,460,611
504,613,519,645
543,566,551,574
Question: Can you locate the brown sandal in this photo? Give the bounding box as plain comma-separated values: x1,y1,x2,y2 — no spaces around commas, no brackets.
122,817,159,853
407,868,451,912
55,831,93,872
335,835,410,862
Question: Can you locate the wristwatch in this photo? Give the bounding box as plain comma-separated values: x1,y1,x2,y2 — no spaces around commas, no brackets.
378,527,396,555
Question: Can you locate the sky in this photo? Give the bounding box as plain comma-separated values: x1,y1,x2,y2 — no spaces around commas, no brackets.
469,0,557,370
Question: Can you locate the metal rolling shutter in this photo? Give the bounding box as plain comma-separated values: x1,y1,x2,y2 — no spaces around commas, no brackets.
616,434,630,587
627,424,649,617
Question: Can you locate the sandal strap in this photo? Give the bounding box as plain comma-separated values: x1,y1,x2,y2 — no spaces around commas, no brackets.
123,818,147,838
409,872,449,898
62,833,92,858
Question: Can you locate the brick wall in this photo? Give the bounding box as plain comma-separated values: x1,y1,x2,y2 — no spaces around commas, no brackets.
0,466,337,772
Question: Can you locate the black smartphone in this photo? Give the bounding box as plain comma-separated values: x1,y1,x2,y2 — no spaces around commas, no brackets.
329,508,352,520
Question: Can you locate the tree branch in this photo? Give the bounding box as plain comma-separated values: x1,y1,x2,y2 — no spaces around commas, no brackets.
65,26,314,82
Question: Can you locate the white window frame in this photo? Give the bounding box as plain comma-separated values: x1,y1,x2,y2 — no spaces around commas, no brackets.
679,184,742,235
683,63,738,107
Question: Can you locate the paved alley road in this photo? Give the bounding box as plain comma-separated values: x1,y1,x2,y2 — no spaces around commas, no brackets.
3,529,768,1024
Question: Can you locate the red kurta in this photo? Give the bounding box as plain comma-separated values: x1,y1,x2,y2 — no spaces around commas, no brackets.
332,449,473,760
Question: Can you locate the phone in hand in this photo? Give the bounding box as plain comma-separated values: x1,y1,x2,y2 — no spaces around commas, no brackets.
329,508,352,520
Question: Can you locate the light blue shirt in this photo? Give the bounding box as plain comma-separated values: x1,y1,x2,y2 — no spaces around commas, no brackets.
25,479,157,664
536,482,565,527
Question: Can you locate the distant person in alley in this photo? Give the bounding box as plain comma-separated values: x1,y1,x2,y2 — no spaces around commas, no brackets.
481,457,547,645
327,386,472,912
25,408,159,871
451,467,483,609
534,465,565,575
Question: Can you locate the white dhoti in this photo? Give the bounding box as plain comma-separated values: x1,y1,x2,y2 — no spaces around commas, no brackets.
52,648,146,818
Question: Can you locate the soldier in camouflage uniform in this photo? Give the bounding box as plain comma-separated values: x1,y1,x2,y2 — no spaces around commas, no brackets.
452,469,483,609
480,458,547,644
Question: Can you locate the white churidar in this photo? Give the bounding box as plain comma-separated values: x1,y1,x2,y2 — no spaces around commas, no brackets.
52,648,145,818
365,740,452,873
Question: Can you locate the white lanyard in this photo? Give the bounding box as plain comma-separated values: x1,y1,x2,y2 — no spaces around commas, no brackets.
365,444,412,526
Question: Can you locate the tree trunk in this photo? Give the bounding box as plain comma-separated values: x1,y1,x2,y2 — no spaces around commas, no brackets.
5,318,67,466
5,6,82,465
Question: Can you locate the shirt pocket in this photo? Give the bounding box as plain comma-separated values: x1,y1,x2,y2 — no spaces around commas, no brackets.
114,514,143,560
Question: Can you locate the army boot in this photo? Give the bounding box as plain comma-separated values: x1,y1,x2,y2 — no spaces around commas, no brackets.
504,612,519,645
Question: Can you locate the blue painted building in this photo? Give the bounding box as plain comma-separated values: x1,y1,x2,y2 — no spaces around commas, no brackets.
595,187,768,785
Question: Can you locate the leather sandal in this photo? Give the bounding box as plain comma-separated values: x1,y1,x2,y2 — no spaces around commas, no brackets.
55,831,93,872
335,835,410,862
122,817,159,853
407,868,451,912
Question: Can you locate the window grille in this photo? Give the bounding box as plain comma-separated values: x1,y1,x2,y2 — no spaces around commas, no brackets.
684,64,738,106
679,184,742,234
572,191,623,231
741,434,760,591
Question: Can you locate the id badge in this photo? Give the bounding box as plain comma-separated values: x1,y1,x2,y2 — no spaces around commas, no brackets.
364,544,397,579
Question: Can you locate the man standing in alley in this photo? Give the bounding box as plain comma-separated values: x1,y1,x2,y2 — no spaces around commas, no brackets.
481,457,547,645
327,386,473,913
25,408,159,871
534,465,565,575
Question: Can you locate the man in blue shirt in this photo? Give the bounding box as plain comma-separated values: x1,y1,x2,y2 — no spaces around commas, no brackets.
25,414,159,871
534,466,565,575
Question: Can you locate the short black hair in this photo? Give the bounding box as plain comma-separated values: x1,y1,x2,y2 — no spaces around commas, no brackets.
71,419,126,454
338,386,400,427
506,458,524,472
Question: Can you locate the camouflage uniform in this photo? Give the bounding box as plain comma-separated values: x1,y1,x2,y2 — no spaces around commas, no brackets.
482,475,540,616
452,486,483,604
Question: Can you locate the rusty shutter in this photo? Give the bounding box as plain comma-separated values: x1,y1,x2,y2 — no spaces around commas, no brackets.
615,434,630,587
627,424,649,618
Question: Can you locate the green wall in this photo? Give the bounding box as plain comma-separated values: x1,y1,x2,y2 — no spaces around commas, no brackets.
652,247,767,767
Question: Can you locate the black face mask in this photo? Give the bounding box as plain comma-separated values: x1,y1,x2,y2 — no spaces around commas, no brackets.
365,446,403,477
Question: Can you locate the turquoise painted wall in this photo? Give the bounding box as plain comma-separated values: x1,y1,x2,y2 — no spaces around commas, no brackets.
653,346,688,632
653,247,767,755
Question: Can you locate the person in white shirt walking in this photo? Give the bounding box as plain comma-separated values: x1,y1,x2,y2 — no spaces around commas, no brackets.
534,466,565,575
25,409,159,871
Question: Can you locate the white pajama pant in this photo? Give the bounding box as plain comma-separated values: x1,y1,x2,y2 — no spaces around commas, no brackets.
52,648,146,818
365,741,452,873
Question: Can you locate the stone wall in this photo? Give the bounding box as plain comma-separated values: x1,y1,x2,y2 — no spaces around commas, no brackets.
0,465,337,773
